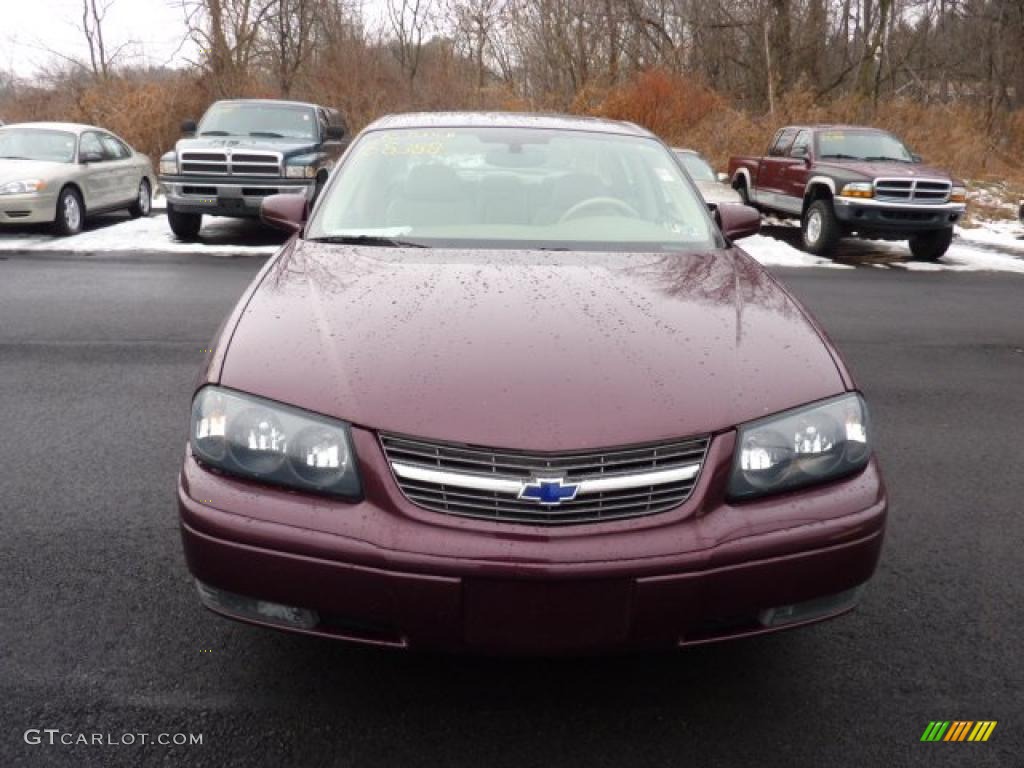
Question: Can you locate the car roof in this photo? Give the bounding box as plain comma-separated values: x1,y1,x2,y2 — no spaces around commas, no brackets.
364,111,653,138
210,98,325,111
783,124,890,132
0,121,104,134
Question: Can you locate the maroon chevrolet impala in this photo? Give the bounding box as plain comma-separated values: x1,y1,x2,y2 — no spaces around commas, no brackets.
178,113,886,653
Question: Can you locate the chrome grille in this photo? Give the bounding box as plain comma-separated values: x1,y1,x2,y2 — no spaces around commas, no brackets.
874,178,950,203
381,433,709,525
180,150,280,177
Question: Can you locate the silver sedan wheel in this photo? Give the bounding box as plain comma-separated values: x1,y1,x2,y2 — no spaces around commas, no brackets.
64,194,82,231
138,181,151,215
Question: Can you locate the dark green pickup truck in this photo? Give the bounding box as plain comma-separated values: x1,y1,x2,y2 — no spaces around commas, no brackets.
158,99,347,240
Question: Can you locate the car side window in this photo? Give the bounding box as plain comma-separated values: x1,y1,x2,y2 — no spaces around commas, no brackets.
99,134,129,160
789,130,810,158
79,132,105,161
770,129,797,157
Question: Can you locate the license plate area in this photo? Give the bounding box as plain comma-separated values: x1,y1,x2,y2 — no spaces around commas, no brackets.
464,578,632,652
217,196,245,210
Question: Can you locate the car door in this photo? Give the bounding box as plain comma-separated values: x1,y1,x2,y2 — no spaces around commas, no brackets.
77,131,117,210
757,128,798,208
775,129,812,215
99,133,137,206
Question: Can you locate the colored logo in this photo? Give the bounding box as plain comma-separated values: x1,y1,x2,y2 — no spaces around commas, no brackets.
920,721,997,742
518,478,579,505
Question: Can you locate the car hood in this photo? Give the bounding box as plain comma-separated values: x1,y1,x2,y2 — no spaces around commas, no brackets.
219,242,848,451
175,136,319,159
0,159,70,184
815,160,953,181
695,180,743,206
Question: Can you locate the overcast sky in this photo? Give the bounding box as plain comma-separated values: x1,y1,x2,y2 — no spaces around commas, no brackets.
1,0,389,80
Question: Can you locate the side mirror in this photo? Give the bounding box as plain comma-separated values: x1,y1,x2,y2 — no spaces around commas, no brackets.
716,172,729,183
80,151,103,164
911,153,922,163
261,193,308,234
716,203,761,242
324,125,345,141
181,119,197,136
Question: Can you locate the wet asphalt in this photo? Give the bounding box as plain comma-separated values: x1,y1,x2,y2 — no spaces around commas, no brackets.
0,240,1021,767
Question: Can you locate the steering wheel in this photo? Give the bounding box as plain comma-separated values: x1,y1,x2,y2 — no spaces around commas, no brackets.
558,196,639,223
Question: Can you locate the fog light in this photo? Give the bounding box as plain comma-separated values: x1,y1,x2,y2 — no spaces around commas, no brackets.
195,580,319,629
758,585,865,627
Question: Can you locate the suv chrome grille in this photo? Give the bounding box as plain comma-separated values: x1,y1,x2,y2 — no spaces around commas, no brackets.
180,150,280,177
380,433,709,525
874,178,950,204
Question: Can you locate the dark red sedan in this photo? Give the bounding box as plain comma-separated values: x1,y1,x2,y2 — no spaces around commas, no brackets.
179,113,886,653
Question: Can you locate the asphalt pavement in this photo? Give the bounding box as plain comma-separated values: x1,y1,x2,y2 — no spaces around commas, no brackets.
1,246,1021,767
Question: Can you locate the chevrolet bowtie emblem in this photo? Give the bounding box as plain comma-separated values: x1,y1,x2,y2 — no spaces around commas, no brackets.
518,478,580,505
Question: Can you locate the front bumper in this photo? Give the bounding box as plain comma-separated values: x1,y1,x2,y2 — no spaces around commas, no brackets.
0,192,58,225
178,428,887,653
834,197,965,235
160,175,313,217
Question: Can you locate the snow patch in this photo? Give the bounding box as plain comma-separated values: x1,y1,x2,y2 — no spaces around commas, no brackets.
740,234,854,269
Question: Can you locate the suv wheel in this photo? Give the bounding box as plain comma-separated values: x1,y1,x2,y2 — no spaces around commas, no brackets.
53,187,84,236
167,205,202,241
802,199,841,255
129,179,152,218
734,177,751,205
909,228,953,261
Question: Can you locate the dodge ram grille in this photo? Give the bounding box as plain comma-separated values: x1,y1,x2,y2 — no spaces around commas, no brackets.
180,150,281,178
874,178,951,204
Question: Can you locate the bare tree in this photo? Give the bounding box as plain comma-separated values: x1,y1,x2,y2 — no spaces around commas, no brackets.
387,0,435,90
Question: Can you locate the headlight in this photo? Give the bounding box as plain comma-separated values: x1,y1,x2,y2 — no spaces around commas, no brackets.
839,182,873,199
0,179,46,195
158,153,178,175
285,164,317,179
728,393,871,500
949,186,967,203
190,386,361,499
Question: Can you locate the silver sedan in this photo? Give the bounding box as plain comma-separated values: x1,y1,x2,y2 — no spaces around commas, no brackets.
673,148,742,207
0,122,156,235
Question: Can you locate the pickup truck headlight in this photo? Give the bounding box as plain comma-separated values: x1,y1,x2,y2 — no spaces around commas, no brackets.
0,179,46,195
190,386,362,500
159,153,178,175
949,186,967,203
728,393,871,500
839,182,873,199
285,164,317,179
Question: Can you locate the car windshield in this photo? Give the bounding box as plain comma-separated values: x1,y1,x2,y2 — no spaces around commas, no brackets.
0,128,77,162
198,104,316,140
675,151,716,182
308,127,717,251
816,130,914,162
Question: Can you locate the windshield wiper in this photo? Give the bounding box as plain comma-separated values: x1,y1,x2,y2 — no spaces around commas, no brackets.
863,156,911,162
0,155,32,160
199,130,231,136
249,131,284,138
819,153,861,160
308,235,428,248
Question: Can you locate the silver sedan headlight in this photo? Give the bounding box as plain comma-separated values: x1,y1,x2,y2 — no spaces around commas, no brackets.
190,386,362,499
0,179,46,195
728,393,871,499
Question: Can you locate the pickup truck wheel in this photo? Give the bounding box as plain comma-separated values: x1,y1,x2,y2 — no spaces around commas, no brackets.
167,205,202,241
802,199,841,255
733,177,751,205
908,228,953,261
